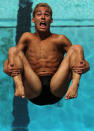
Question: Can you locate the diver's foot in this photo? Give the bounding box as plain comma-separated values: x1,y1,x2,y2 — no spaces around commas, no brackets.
15,85,25,98
14,76,25,98
65,83,79,100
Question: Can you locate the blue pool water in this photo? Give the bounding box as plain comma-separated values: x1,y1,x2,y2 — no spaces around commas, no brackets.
0,0,94,131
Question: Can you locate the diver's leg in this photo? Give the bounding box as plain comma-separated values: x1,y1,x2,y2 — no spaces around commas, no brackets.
6,50,42,98
20,52,42,99
3,58,24,97
13,54,25,97
50,45,84,99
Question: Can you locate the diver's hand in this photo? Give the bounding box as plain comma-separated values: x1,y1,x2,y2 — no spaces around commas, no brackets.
7,64,21,77
7,47,21,77
72,60,90,74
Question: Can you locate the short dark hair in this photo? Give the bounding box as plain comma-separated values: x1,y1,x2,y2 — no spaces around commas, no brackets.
33,3,52,18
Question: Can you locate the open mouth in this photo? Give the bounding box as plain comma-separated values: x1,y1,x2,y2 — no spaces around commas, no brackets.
40,22,46,29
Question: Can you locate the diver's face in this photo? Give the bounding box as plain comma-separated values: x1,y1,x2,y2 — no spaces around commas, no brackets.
32,7,53,32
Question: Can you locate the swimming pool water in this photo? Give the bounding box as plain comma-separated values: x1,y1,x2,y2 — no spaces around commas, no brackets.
0,0,94,131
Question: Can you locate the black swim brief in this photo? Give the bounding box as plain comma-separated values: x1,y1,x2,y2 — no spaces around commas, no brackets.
29,76,62,105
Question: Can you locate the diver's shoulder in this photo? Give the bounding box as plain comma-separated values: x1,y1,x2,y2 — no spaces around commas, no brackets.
52,33,68,41
21,32,31,38
21,32,35,40
52,33,67,39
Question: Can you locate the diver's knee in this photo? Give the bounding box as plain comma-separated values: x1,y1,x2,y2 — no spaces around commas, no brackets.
69,45,83,54
8,47,17,55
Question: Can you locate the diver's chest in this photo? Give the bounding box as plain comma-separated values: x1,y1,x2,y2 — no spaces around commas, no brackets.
27,41,59,53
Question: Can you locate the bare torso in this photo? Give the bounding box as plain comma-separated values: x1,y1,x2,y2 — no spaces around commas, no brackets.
24,33,66,76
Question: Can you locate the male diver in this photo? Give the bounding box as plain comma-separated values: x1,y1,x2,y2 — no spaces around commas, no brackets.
3,3,90,105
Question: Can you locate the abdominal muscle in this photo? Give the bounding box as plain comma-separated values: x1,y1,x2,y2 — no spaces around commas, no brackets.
31,58,60,76
25,41,64,76
26,52,61,76
36,65,58,76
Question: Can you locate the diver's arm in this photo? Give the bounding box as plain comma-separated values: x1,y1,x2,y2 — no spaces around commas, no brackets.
8,32,31,66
